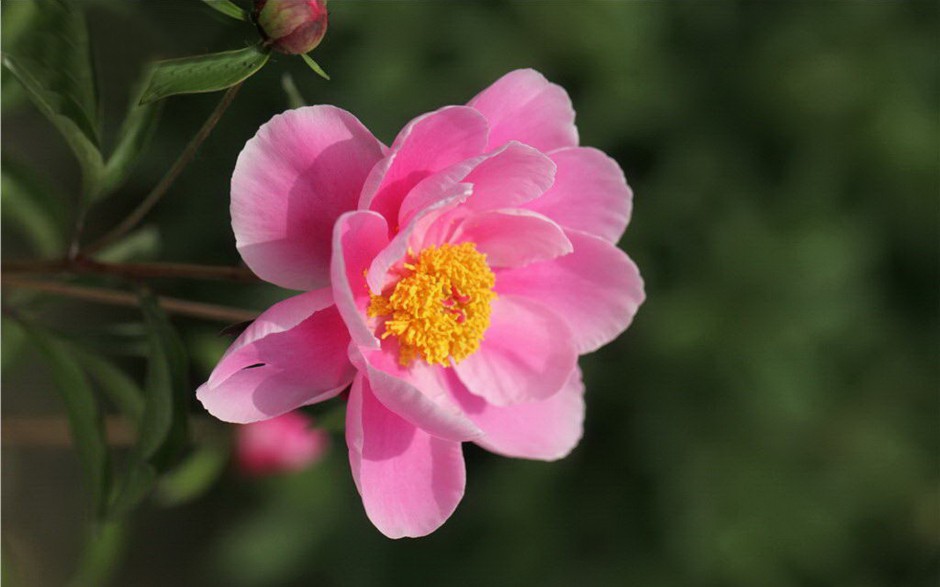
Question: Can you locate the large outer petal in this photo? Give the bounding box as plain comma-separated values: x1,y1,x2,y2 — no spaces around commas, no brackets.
467,68,578,153
350,344,482,442
495,229,645,354
359,106,489,226
232,106,386,290
453,295,577,406
525,147,632,244
197,290,354,423
445,367,585,461
346,375,466,539
331,211,389,348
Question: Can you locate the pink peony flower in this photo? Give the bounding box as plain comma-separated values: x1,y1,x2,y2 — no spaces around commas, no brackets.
236,411,330,476
198,69,645,538
254,0,328,55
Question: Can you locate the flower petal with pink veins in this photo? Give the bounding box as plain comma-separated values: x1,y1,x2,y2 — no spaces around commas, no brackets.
496,229,645,354
346,375,466,539
331,211,389,348
450,208,573,268
350,344,483,442
525,147,632,244
454,295,577,406
197,291,354,423
467,68,578,153
445,367,585,461
359,106,489,226
232,106,386,290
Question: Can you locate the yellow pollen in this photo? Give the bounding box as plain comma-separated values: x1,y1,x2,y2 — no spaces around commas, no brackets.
368,242,496,367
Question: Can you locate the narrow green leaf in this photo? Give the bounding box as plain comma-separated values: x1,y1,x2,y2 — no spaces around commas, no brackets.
94,226,162,263
140,45,270,104
109,290,190,516
75,351,145,426
2,54,104,196
1,0,104,196
300,52,330,81
67,521,125,587
155,445,228,506
98,77,164,200
1,159,69,257
23,324,111,516
281,72,307,109
202,0,249,22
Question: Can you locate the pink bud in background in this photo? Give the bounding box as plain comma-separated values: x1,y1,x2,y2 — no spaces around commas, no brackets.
255,0,328,55
236,411,329,476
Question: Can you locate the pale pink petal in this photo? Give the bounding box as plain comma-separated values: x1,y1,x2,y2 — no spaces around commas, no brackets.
359,106,489,226
525,147,632,244
197,294,354,424
232,106,386,290
450,209,572,268
350,344,482,442
462,141,556,210
445,367,585,461
453,295,577,406
330,211,389,349
467,68,578,152
346,375,466,538
495,229,645,354
237,411,330,476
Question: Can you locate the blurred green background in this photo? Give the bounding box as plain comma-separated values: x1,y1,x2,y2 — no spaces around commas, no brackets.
2,1,937,586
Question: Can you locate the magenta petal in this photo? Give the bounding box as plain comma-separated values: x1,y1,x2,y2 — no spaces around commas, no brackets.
346,375,466,539
331,211,389,348
359,106,489,225
451,209,573,268
496,229,645,354
446,367,585,461
525,147,632,244
350,345,483,442
232,106,385,290
467,68,578,153
454,295,577,406
197,291,354,423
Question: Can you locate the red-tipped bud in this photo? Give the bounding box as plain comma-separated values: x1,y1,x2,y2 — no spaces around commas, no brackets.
255,0,328,55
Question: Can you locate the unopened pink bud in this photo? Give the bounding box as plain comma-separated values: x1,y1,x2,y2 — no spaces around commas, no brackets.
236,411,329,476
255,0,328,55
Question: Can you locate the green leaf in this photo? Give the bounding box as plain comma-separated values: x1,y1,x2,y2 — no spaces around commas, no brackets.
1,159,69,257
281,72,307,109
202,0,249,22
300,52,330,81
67,521,125,587
1,0,104,196
23,324,111,516
76,351,145,426
109,290,190,516
98,77,164,200
94,226,162,263
140,45,270,104
155,445,228,507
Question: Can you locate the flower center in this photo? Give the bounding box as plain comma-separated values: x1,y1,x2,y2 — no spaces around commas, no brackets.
367,242,496,367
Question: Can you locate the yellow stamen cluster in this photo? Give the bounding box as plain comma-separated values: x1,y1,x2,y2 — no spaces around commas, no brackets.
368,242,496,367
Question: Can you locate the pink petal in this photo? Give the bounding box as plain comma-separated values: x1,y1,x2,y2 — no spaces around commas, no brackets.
467,68,578,152
462,141,556,211
330,211,389,349
350,344,483,442
359,106,489,226
451,209,573,268
197,291,354,423
453,295,577,406
232,106,386,290
445,367,585,461
346,375,466,538
525,147,632,244
495,229,645,354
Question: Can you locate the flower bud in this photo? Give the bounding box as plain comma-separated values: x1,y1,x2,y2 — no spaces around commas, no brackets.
236,411,329,476
255,0,328,55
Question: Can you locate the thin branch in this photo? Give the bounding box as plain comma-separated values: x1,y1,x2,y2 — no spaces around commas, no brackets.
3,276,258,323
4,258,259,282
85,82,243,255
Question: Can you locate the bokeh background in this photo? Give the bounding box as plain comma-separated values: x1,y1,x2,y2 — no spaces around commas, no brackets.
2,1,938,586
